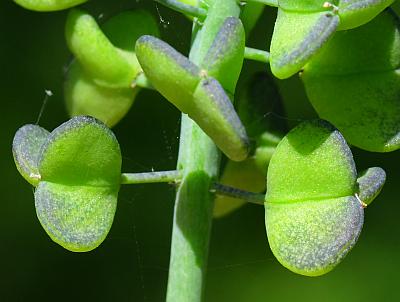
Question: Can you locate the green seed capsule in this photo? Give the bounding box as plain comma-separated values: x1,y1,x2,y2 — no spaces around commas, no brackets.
192,78,249,161
202,17,245,94
357,167,386,206
265,120,364,276
270,0,394,78
14,0,87,11
30,116,121,252
135,35,202,112
266,195,363,276
270,9,339,79
65,61,137,128
65,9,139,88
136,35,249,161
338,0,395,30
12,124,50,186
302,10,400,152
64,9,159,127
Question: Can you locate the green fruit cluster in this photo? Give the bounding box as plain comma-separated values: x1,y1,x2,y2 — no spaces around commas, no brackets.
11,0,395,278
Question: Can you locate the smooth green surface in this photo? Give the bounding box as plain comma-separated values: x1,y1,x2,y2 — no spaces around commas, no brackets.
135,35,249,161
35,116,122,252
357,167,386,205
265,120,364,276
64,9,159,127
302,10,400,152
14,0,86,11
270,9,339,79
12,124,50,186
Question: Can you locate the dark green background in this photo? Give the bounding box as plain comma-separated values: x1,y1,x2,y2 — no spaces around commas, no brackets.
1,1,399,301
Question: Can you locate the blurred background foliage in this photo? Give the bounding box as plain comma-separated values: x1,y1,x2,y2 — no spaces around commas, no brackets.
1,0,400,301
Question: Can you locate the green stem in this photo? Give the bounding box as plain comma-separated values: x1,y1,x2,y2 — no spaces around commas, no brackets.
132,72,154,90
245,0,278,7
166,1,241,302
121,171,181,184
211,183,265,205
154,0,207,19
244,47,270,63
121,170,264,204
